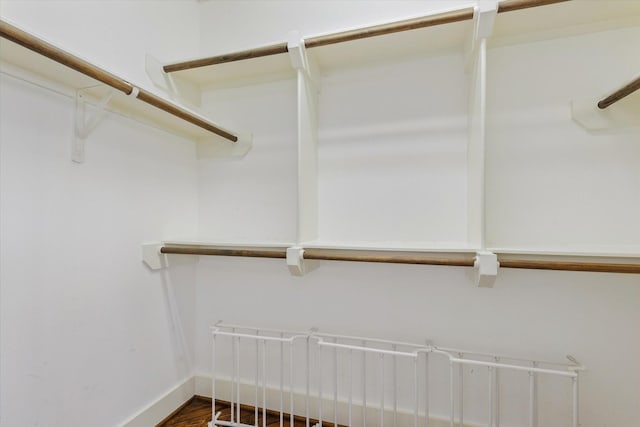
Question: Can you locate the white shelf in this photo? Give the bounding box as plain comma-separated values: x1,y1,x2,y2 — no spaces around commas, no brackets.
168,19,471,91
162,240,294,249
491,0,640,47
302,241,477,253
0,34,236,144
488,247,640,259
163,1,640,90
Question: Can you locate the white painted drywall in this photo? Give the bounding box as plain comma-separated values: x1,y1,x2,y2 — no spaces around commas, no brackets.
0,1,202,425
0,0,201,92
1,1,638,426
195,2,640,426
198,79,299,244
317,55,468,246
486,26,640,254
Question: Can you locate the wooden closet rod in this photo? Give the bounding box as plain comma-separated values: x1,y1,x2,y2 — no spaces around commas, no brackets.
302,249,475,267
597,76,640,109
159,245,640,274
163,0,570,73
0,20,238,142
160,246,287,259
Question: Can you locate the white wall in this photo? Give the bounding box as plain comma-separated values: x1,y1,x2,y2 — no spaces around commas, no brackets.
0,1,202,425
195,2,640,427
0,0,201,91
486,26,640,253
1,1,639,426
195,259,640,426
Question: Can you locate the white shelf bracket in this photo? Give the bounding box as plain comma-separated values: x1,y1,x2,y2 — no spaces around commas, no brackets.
571,94,640,133
466,0,497,70
474,251,499,287
147,55,254,158
287,246,319,277
142,242,168,270
196,131,254,159
146,54,201,106
72,86,114,163
287,31,320,90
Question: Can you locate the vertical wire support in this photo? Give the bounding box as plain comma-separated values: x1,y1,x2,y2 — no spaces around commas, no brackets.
572,375,579,427
458,354,463,427
362,341,367,426
413,357,419,427
348,349,353,427
211,333,216,426
334,340,338,427
255,333,260,427
488,367,494,427
280,333,284,427
449,362,455,427
262,340,267,427
380,354,385,427
319,345,323,427
237,336,241,425
425,353,430,427
306,337,310,427
231,330,236,424
290,343,294,427
392,345,398,427
494,358,500,427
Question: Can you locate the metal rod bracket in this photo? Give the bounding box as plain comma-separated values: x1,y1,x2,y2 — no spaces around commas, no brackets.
571,76,640,133
287,31,320,91
146,53,201,106
287,246,319,276
474,0,498,40
465,0,497,70
142,242,168,270
73,86,114,163
475,251,499,287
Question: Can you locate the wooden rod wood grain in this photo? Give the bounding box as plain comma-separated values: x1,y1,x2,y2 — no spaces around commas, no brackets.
0,20,133,94
160,246,287,259
597,76,640,109
498,259,640,274
497,0,571,14
136,88,238,141
163,42,289,73
302,249,476,267
0,19,238,142
304,7,475,49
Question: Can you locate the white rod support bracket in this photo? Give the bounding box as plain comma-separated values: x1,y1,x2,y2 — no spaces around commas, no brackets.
197,131,254,159
286,246,319,277
474,251,499,287
287,30,320,90
73,86,114,163
287,31,309,72
465,0,497,70
571,96,640,133
142,242,168,270
474,0,498,41
145,53,201,106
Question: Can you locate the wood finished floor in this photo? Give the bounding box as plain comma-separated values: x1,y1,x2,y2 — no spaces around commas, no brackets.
158,396,331,427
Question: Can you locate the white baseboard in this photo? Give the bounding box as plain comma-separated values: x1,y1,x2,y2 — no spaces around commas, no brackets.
121,376,196,427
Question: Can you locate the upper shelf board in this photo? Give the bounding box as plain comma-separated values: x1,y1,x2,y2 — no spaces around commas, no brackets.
491,0,640,47
0,34,238,144
163,0,640,90
164,15,472,90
